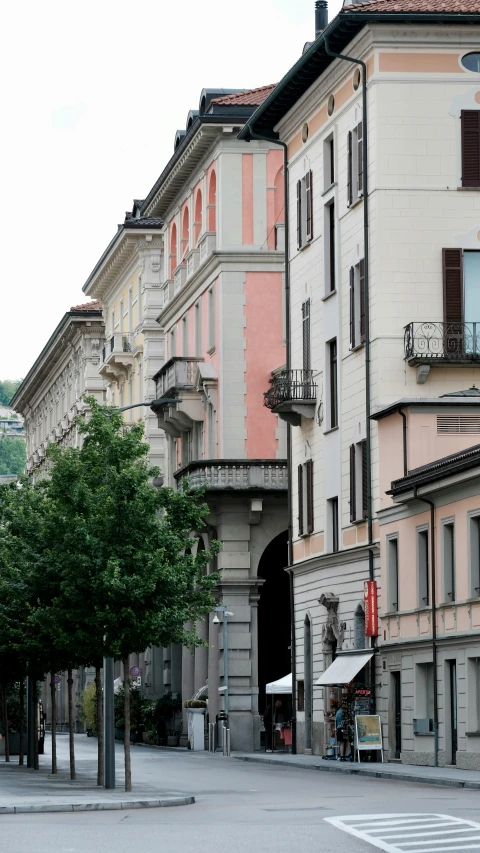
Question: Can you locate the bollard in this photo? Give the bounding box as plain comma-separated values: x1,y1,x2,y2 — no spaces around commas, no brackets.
225,728,231,757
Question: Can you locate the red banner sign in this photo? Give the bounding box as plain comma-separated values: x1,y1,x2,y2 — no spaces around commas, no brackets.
364,580,378,637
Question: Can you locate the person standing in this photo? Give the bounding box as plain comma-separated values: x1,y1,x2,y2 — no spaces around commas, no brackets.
335,704,345,759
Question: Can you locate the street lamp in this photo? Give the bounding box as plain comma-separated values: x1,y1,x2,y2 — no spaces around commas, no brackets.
213,606,233,717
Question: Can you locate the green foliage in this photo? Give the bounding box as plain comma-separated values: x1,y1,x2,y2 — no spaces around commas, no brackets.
79,682,98,731
0,436,26,476
0,381,22,407
114,686,154,734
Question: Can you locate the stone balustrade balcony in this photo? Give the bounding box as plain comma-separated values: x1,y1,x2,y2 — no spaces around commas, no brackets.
174,459,288,492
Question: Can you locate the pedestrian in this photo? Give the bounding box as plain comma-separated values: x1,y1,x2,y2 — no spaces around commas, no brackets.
335,703,345,760
264,698,284,752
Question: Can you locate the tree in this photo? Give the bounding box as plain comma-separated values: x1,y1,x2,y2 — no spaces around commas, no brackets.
0,436,26,476
44,399,219,790
0,380,22,407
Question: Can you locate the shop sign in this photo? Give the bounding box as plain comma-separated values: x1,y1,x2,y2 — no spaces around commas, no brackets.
364,580,378,637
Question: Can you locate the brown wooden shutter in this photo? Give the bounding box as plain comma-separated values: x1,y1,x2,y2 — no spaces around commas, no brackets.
306,459,314,534
306,170,313,242
443,249,464,326
361,439,368,520
296,180,302,249
349,266,355,348
359,258,366,343
347,131,353,207
298,464,304,536
349,443,356,523
357,122,364,196
461,110,480,188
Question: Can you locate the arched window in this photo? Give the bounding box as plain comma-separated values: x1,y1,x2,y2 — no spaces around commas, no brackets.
194,189,203,245
169,222,177,278
208,170,216,232
181,206,189,259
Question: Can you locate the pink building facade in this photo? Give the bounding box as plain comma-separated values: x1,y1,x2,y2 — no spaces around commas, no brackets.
142,87,289,751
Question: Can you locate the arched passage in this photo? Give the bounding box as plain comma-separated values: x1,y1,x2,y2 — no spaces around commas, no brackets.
257,530,290,715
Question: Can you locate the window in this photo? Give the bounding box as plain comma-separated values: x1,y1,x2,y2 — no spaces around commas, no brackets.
324,135,334,190
461,53,480,72
461,110,480,187
470,515,480,597
443,521,455,602
325,201,336,292
347,122,364,206
297,459,314,536
170,328,176,358
388,536,399,611
193,421,204,460
349,440,367,522
208,287,215,351
128,288,133,334
119,300,124,333
354,604,366,649
328,339,338,428
182,315,189,357
443,249,480,329
137,276,142,325
328,497,339,553
302,298,311,373
195,301,202,356
417,528,430,607
296,170,313,249
349,259,366,348
415,662,434,730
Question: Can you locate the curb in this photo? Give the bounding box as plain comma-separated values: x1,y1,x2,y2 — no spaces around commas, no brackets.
234,756,480,791
0,795,195,815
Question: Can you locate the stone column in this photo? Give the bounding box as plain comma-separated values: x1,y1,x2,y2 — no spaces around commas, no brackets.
194,618,209,694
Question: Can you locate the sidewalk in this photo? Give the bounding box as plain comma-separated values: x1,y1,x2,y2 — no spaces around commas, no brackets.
0,734,194,814
234,751,480,790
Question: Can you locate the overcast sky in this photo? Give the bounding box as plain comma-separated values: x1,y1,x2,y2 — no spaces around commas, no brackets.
1,0,343,379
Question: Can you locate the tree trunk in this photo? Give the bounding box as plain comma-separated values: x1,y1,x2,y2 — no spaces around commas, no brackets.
50,671,57,774
123,657,131,792
95,665,104,787
19,677,24,766
67,668,76,780
2,688,10,763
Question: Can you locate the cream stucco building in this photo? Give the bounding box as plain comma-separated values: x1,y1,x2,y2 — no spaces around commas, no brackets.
241,0,480,759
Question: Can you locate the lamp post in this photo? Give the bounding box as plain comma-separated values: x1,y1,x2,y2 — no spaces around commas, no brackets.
212,606,233,717
101,399,178,788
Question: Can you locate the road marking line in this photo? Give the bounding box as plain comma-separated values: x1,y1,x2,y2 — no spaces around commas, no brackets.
325,814,480,853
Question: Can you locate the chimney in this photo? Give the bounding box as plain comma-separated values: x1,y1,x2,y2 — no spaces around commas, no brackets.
315,0,328,38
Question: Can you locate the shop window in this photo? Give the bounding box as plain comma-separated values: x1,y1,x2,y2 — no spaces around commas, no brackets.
417,527,430,607
415,662,434,732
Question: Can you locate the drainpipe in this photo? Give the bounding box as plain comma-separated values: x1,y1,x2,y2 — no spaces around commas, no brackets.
323,36,376,707
241,128,296,752
398,408,408,477
414,488,438,767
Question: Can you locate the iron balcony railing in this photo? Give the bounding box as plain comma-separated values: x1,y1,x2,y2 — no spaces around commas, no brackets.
264,369,317,410
404,322,480,362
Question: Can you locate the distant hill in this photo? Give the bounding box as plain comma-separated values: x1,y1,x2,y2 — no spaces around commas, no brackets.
0,379,22,407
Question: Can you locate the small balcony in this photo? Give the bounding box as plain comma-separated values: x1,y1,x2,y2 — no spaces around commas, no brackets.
174,459,288,492
100,333,135,379
404,322,480,365
264,369,317,426
152,357,204,437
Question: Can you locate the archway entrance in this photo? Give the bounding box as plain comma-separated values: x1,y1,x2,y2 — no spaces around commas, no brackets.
257,531,290,715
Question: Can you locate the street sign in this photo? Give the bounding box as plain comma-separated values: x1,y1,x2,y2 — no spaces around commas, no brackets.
135,676,142,687
129,665,140,678
54,675,61,684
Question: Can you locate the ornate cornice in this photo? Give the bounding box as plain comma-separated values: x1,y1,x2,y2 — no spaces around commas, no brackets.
83,231,163,302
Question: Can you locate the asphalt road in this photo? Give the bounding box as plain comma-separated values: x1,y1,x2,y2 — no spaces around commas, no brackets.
0,736,479,853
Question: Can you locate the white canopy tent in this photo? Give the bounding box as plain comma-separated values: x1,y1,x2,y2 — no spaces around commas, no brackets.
265,673,292,695
315,651,374,686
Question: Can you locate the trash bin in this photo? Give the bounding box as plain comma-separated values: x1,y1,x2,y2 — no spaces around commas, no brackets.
216,710,228,752
187,707,206,751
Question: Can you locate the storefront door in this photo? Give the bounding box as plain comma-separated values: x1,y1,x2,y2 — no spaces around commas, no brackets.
392,672,401,759
449,661,458,765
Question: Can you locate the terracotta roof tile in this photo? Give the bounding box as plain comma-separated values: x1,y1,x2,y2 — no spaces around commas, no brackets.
210,85,277,107
71,300,103,312
343,0,480,12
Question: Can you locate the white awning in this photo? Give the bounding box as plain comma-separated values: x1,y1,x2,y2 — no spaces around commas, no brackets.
315,651,374,686
265,673,292,694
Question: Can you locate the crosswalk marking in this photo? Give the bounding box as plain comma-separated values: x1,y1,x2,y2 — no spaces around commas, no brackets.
325,813,480,853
